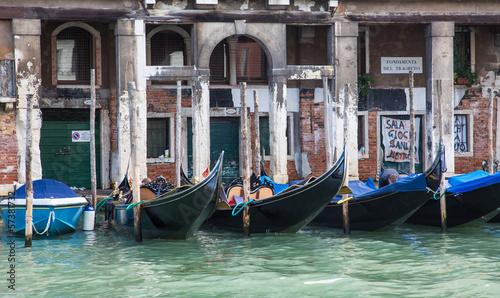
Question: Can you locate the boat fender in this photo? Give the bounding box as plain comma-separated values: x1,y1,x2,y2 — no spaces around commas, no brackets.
83,205,95,231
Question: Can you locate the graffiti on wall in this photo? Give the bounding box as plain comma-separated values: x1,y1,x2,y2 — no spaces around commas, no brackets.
382,116,420,163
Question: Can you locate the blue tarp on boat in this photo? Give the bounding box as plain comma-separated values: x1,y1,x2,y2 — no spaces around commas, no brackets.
260,176,289,194
14,179,79,199
447,170,500,194
332,173,428,202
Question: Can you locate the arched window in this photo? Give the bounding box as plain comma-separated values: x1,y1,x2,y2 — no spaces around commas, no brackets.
51,22,101,86
210,36,268,85
56,27,92,82
150,31,185,66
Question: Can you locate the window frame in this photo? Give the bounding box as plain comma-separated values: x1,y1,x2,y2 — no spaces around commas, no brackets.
51,22,101,87
454,110,474,157
454,26,476,74
357,111,369,159
146,112,175,164
259,112,295,161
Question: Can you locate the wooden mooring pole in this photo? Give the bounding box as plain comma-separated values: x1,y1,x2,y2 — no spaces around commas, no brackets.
128,82,142,242
90,69,97,211
176,81,182,186
342,84,350,234
241,83,251,236
488,90,494,174
25,94,34,247
409,71,415,175
254,90,261,177
437,80,447,232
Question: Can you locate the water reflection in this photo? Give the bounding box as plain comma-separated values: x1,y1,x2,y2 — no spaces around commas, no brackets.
0,218,499,296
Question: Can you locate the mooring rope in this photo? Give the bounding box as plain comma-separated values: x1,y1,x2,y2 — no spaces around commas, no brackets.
231,199,255,216
95,197,113,213
32,210,55,235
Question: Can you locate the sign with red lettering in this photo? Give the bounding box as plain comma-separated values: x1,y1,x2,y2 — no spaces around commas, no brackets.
382,117,420,163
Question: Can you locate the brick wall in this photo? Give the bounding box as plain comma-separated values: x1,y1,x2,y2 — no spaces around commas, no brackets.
454,87,496,174
299,88,327,178
145,88,191,180
358,110,380,181
0,111,17,184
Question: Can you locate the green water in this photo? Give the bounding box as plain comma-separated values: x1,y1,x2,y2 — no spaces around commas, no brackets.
1,218,499,297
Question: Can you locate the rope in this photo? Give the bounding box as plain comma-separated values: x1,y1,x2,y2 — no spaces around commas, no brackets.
95,197,113,213
32,211,55,235
433,190,446,200
231,199,255,216
126,201,144,211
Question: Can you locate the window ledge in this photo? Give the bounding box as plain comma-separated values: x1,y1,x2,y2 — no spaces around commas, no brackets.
455,152,473,158
147,157,174,164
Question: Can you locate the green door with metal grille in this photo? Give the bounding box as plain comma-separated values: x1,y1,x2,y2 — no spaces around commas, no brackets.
40,109,100,188
187,117,239,184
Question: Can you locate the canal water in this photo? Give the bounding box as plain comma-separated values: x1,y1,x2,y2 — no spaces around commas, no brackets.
1,217,499,296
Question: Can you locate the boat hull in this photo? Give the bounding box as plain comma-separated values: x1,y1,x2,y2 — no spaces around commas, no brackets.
204,151,345,233
111,153,223,240
310,190,430,231
0,198,87,236
406,185,500,227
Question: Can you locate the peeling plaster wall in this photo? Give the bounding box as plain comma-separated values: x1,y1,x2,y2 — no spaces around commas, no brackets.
13,19,43,185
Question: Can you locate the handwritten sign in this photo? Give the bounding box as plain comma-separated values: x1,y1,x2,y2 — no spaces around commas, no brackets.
381,57,423,74
382,117,420,163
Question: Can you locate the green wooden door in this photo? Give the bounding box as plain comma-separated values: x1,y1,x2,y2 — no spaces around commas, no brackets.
188,117,240,184
40,118,100,189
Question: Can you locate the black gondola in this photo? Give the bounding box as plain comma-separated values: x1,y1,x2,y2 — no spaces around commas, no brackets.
406,161,500,228
309,146,444,231
109,152,224,239
203,149,346,233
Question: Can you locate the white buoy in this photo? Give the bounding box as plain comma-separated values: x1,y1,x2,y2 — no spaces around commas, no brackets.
82,204,95,231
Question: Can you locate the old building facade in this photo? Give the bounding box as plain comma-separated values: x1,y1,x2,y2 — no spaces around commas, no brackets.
0,0,499,194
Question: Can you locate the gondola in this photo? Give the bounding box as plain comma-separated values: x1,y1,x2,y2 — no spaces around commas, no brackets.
108,152,224,240
406,167,500,228
309,146,444,231
203,149,346,234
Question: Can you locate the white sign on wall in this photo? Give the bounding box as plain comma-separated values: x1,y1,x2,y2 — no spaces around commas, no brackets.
72,131,91,142
382,117,420,163
381,57,423,74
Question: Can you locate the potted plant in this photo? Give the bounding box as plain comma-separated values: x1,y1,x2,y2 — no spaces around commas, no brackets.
454,66,477,87
358,73,375,98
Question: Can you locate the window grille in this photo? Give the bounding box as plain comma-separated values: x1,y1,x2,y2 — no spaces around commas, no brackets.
150,31,185,66
454,115,468,152
0,58,15,97
210,41,228,83
236,36,267,82
56,27,92,83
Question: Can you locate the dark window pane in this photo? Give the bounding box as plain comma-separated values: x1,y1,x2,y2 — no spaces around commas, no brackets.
147,118,170,158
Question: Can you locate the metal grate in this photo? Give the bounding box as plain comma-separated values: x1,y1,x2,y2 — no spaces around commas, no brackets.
210,41,228,83
236,36,267,82
56,27,92,83
150,31,185,66
454,115,468,152
0,58,15,97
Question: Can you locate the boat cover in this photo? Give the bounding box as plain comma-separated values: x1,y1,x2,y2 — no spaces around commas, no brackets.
14,179,79,199
447,170,500,194
332,173,428,202
260,176,289,194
